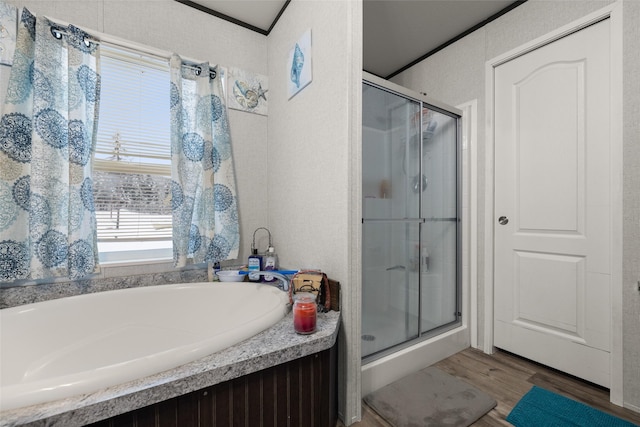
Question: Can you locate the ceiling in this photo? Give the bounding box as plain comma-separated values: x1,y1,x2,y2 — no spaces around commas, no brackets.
182,0,521,78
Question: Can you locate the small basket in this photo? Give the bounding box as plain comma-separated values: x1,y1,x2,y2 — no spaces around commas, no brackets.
289,270,340,312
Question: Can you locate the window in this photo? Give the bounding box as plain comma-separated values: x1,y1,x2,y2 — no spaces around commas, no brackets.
93,45,172,262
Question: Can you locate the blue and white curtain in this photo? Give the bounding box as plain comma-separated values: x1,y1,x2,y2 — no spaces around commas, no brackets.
0,8,101,282
169,55,239,267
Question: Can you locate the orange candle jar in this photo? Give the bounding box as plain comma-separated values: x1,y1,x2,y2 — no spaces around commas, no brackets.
293,293,317,334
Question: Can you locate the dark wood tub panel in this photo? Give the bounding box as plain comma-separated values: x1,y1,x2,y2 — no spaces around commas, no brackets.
87,345,337,427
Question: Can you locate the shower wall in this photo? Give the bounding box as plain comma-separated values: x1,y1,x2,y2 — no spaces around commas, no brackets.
362,124,415,318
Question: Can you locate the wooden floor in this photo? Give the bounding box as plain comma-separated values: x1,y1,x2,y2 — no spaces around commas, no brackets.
339,348,640,426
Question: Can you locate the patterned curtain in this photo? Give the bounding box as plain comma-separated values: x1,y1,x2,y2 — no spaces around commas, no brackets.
170,55,239,267
0,8,101,282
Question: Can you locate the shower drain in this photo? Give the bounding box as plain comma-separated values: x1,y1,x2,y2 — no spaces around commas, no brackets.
361,334,376,341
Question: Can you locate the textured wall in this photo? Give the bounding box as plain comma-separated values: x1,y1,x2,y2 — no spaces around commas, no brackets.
266,1,362,422
267,2,350,273
393,0,639,411
622,0,640,412
2,0,269,269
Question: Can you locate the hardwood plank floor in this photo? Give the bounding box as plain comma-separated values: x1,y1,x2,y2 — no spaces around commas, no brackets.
338,348,640,426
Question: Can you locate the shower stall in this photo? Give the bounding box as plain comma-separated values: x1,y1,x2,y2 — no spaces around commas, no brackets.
361,73,464,388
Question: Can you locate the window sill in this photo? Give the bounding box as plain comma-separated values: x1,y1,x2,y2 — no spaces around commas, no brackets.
98,257,173,268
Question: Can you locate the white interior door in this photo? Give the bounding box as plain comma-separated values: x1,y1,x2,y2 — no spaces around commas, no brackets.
493,18,612,387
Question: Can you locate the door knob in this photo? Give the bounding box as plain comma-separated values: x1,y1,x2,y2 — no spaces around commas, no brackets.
498,216,509,225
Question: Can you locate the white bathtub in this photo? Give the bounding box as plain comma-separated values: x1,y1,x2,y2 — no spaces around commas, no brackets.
0,282,290,411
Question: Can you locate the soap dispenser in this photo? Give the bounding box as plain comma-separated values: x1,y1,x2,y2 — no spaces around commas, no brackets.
248,249,263,282
263,246,278,282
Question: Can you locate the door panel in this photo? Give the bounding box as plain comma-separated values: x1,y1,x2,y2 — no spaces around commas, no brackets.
516,61,584,232
493,19,611,387
513,251,585,336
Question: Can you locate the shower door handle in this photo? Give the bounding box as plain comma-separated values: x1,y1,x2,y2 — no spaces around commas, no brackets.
498,216,509,225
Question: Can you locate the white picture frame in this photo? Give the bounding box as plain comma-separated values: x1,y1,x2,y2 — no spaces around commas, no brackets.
227,67,268,115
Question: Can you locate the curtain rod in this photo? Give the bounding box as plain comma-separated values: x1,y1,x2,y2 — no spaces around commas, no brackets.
45,14,218,74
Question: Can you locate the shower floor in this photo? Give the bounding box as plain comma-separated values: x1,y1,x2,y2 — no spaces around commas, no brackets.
362,307,439,358
362,305,415,357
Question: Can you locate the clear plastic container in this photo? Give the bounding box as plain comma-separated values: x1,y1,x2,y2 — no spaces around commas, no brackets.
293,292,317,334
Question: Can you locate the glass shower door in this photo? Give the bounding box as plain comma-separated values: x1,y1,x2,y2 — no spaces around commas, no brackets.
419,108,460,335
361,82,421,358
362,78,461,361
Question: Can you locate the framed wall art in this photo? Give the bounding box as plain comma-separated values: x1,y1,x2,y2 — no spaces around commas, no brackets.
287,28,312,100
227,67,268,115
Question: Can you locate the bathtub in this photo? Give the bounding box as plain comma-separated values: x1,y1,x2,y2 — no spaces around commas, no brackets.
0,282,290,412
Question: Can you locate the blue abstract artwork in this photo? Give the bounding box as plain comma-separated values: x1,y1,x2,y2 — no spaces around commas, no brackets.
287,29,312,99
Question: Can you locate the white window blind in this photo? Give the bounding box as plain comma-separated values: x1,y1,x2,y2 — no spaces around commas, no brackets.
94,45,172,257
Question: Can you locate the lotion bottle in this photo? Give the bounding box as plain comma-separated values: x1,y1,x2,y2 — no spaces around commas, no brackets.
263,246,278,282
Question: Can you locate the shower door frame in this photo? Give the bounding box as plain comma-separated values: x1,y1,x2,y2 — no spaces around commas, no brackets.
361,72,464,364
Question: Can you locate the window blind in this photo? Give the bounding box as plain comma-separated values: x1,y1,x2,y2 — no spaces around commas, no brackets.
94,45,172,244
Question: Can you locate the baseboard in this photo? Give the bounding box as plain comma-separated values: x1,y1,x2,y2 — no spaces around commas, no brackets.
623,401,640,414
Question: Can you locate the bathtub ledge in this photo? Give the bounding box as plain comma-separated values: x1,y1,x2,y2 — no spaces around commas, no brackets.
0,310,340,427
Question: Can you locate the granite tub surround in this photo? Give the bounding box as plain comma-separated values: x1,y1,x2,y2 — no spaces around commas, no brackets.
0,309,340,427
0,265,208,309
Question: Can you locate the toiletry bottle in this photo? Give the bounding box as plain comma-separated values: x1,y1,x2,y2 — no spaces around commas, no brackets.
213,262,221,281
248,249,263,282
263,246,278,282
